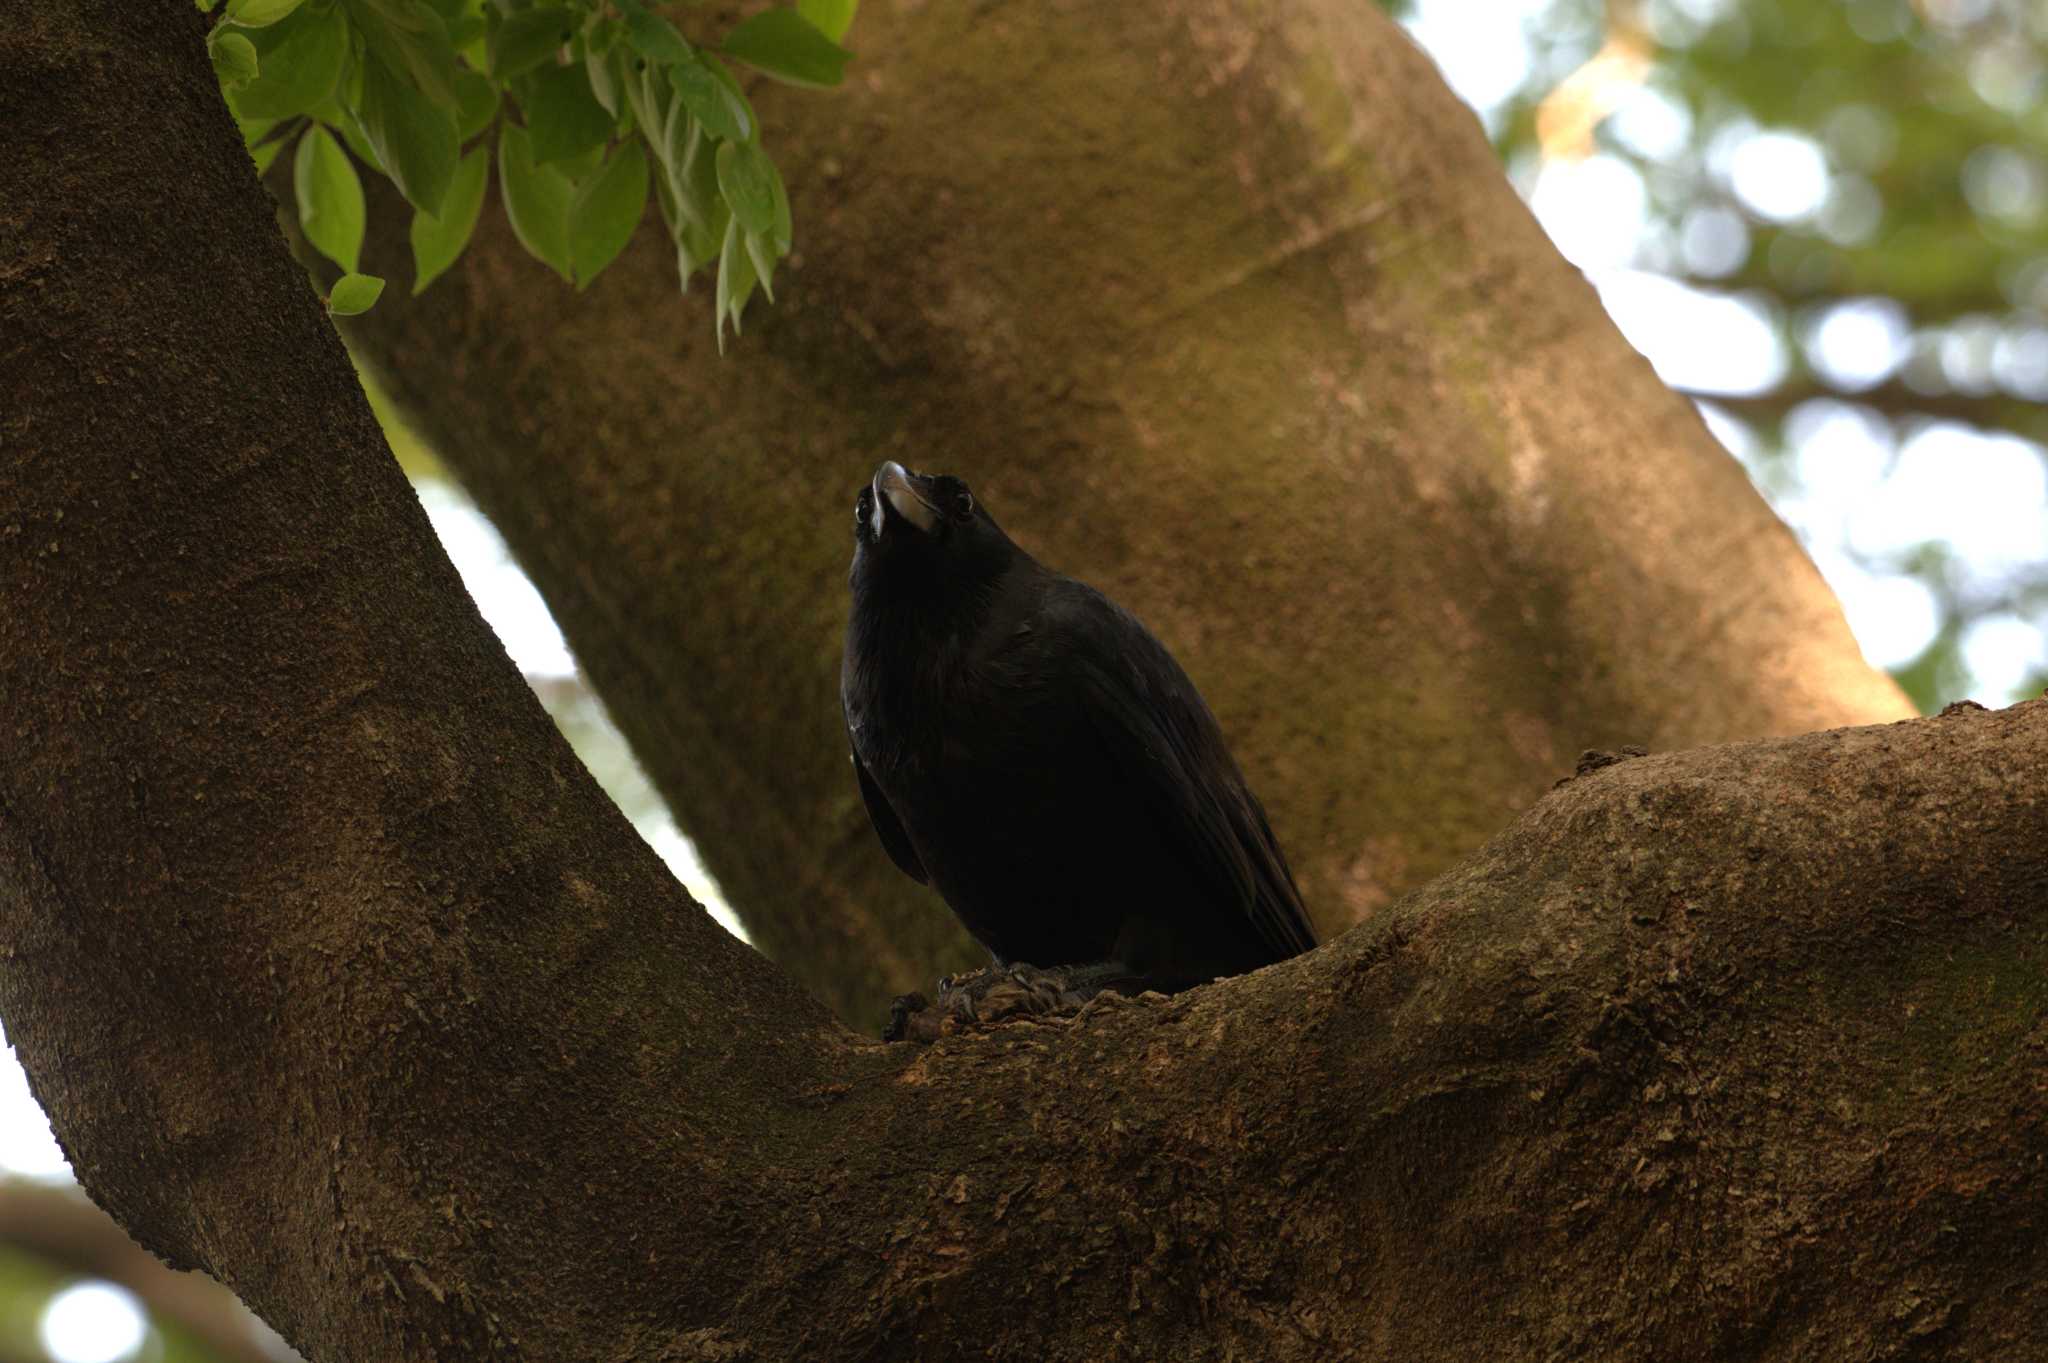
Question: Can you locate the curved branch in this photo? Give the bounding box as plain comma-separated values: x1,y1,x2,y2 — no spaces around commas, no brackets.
1692,380,2048,447
2,6,831,1357
1685,222,2022,324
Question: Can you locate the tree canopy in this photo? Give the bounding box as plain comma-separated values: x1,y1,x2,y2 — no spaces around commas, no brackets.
209,0,850,341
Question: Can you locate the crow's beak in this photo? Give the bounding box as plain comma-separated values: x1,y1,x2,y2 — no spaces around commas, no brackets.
873,461,938,536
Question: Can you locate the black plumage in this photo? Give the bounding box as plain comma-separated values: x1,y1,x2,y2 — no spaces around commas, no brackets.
841,462,1316,994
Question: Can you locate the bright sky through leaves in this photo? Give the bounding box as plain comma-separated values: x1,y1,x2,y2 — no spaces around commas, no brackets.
0,1030,69,1179
1401,0,2048,699
39,1283,147,1363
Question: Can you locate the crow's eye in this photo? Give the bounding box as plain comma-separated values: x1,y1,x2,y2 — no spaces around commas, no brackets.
951,489,974,521
854,487,874,534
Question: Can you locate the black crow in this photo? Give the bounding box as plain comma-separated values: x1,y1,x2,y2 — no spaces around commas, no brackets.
842,462,1316,1012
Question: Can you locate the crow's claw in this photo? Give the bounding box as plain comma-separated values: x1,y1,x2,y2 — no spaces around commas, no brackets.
881,961,1139,1043
882,991,930,1043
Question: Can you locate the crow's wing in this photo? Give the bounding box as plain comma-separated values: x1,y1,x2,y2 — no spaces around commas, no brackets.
1037,583,1316,961
847,725,928,885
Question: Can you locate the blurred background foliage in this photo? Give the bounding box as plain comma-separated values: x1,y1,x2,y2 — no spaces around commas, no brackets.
2,2,2043,1357
1393,0,2048,710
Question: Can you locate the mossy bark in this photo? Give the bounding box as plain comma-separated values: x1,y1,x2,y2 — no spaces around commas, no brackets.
340,0,1911,1025
5,12,2044,1362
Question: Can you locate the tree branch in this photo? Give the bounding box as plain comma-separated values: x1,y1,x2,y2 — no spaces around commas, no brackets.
1680,220,2024,325
1689,379,2048,447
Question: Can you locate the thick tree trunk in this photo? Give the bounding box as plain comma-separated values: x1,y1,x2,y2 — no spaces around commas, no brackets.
339,0,1915,1024
5,12,2044,1363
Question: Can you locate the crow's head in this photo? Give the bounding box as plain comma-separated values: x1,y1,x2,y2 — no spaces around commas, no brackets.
850,462,1018,605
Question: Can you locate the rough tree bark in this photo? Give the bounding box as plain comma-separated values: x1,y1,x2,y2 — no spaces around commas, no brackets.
337,0,1915,1024
5,9,2045,1363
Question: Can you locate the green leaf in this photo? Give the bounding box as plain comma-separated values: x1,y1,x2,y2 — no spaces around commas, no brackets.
359,50,460,215
225,0,308,27
766,150,792,253
228,0,347,118
327,272,386,315
654,90,727,292
714,212,757,352
411,144,491,292
677,202,726,287
209,29,260,90
714,138,776,236
744,226,777,302
667,54,751,144
454,67,500,141
656,167,713,299
498,123,574,280
701,54,758,140
585,35,620,115
673,236,696,293
519,62,615,165
569,141,649,288
619,55,666,145
797,0,856,42
313,91,383,167
653,154,679,228
237,112,279,147
553,139,608,183
720,8,849,88
351,0,462,108
354,0,443,37
456,7,488,66
250,134,289,175
294,124,367,272
448,10,485,55
657,98,695,178
616,0,692,66
675,111,727,234
487,5,574,79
